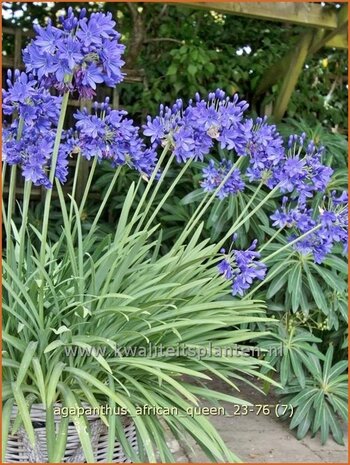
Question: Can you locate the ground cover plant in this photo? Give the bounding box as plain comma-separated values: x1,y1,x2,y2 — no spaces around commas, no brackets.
2,5,348,463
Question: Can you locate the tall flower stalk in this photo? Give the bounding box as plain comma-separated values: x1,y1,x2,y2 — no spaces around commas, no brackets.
39,89,70,268
17,180,32,277
6,118,24,260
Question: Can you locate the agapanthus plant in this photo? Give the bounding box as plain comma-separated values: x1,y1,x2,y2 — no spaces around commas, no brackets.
2,7,348,463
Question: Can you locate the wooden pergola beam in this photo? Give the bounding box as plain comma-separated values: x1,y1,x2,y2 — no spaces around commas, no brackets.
263,5,347,120
272,31,313,121
180,2,347,50
174,2,347,121
325,32,347,49
183,2,339,29
309,4,348,54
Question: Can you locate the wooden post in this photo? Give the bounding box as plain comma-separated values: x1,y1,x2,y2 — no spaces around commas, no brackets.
272,31,313,122
112,88,119,109
14,29,22,69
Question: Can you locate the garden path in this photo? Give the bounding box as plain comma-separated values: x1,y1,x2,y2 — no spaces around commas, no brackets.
170,378,348,463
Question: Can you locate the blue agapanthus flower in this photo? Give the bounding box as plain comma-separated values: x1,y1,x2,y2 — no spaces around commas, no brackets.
2,70,70,187
3,125,69,188
23,8,125,98
270,197,293,228
2,70,37,112
276,136,333,202
217,255,234,280
271,191,348,263
218,239,267,296
201,159,245,199
245,116,285,186
143,89,249,163
266,134,341,263
2,69,62,123
72,98,158,177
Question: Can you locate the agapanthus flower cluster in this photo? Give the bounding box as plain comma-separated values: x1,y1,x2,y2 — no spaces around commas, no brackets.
192,112,289,198
71,98,158,177
143,89,249,163
218,238,267,296
275,134,333,203
271,191,348,263
23,7,125,98
245,117,285,185
2,70,69,187
3,126,69,189
196,115,334,204
201,159,245,199
2,69,61,127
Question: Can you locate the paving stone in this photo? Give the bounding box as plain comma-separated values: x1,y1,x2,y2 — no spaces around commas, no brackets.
173,378,348,463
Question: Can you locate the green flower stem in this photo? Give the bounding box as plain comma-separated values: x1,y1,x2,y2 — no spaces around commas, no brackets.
243,252,294,300
244,224,322,300
69,155,98,245
69,153,82,221
5,118,24,310
215,183,280,252
259,226,284,253
261,224,322,264
135,153,175,232
18,180,32,278
129,142,171,227
193,156,245,228
2,162,8,233
39,90,70,268
231,181,264,230
6,166,17,252
173,160,242,251
6,118,24,260
55,179,81,298
2,198,9,246
64,157,97,262
144,157,192,231
2,161,7,189
187,158,243,234
38,90,70,324
85,165,122,243
78,156,98,216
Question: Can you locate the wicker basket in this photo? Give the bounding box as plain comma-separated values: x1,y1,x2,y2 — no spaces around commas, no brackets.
5,404,138,463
